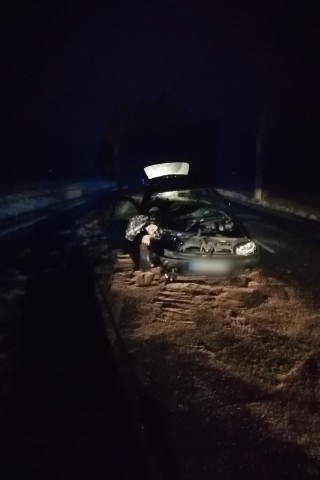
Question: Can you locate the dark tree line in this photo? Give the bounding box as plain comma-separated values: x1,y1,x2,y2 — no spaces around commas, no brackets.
97,93,220,186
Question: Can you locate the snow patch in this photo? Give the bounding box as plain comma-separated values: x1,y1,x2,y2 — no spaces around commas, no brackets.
217,189,320,222
0,180,116,235
0,180,115,223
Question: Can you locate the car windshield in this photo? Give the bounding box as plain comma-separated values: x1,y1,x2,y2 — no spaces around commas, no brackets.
151,188,223,205
148,188,229,230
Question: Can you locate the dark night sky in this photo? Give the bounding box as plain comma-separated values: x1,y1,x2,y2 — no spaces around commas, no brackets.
1,1,319,186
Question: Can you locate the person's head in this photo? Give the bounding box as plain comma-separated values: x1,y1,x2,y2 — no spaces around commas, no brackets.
149,206,162,225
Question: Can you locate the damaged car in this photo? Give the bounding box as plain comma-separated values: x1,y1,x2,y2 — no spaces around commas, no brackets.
110,162,260,281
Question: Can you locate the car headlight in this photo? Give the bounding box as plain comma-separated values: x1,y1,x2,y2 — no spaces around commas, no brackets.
235,241,257,256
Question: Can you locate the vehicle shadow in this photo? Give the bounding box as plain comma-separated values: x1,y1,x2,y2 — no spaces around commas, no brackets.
3,245,153,480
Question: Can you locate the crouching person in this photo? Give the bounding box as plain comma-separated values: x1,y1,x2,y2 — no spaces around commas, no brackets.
126,206,163,271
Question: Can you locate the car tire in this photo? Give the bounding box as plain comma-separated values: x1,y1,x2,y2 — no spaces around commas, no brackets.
139,244,152,272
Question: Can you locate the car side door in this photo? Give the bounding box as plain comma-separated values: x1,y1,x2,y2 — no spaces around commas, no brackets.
106,196,140,246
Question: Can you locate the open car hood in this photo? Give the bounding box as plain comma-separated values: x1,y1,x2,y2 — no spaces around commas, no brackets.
144,162,190,180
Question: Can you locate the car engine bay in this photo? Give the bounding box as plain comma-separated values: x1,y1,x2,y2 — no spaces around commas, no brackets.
160,210,246,255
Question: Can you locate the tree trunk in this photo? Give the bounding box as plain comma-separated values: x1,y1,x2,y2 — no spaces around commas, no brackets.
113,143,122,191
254,110,266,201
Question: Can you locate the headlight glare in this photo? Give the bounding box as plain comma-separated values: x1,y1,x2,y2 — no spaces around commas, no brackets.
235,241,257,256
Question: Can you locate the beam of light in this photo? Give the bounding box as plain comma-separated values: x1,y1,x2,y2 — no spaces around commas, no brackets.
254,239,276,254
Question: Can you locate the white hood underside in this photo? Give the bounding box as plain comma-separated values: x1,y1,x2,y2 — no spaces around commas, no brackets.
144,162,189,180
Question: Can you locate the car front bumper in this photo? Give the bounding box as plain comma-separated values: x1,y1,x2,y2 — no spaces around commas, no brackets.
160,249,260,280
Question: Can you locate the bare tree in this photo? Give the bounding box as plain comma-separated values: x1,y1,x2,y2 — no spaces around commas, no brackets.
108,100,137,190
254,107,266,201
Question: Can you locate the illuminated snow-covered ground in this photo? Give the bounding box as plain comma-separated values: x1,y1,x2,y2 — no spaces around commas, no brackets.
217,189,320,222
0,180,115,224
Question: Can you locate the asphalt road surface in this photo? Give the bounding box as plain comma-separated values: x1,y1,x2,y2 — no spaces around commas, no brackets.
0,194,149,480
231,201,320,308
